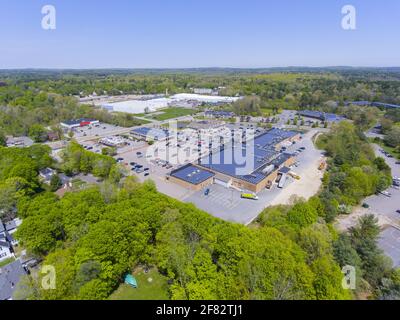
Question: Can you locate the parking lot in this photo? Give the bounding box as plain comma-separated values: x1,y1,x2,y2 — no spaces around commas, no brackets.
114,142,176,184
378,226,400,268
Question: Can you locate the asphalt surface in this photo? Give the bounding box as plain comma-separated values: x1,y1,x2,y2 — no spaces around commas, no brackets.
362,144,400,268
378,227,400,269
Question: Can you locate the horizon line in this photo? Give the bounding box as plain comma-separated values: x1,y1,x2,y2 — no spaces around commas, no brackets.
1,66,400,71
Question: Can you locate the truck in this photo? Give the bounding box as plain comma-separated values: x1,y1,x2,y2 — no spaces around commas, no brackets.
278,174,287,189
241,193,259,200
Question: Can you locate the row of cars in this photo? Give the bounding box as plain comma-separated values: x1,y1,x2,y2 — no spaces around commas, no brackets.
116,157,150,177
379,148,398,161
130,162,150,176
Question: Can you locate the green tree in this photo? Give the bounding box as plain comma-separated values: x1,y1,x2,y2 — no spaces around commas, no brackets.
28,124,48,142
50,174,62,191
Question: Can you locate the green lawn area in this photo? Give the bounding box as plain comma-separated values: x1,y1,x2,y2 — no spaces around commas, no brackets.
109,268,169,300
0,257,15,268
141,107,197,121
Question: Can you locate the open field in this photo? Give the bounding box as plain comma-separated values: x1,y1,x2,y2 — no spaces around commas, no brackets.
109,268,169,300
139,107,197,121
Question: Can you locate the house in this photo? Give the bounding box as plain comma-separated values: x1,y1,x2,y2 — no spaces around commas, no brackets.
0,260,27,300
0,241,13,262
5,218,22,234
4,218,22,246
0,218,21,260
39,168,57,184
47,131,60,142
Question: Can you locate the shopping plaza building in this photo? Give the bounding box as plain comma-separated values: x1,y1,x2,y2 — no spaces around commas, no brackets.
168,128,300,193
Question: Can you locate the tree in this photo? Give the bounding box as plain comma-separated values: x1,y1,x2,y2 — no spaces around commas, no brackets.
0,131,6,146
50,174,62,191
349,214,392,288
28,124,48,142
286,202,318,229
384,127,400,148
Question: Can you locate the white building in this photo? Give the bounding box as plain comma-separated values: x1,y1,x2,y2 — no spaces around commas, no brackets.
0,221,13,262
60,118,99,130
102,94,241,114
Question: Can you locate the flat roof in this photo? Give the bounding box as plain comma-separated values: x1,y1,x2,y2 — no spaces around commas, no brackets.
170,164,215,185
346,101,400,109
131,127,169,140
298,110,345,122
61,118,98,126
205,110,235,117
198,128,298,184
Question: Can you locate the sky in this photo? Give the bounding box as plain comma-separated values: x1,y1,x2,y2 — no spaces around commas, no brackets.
0,0,399,69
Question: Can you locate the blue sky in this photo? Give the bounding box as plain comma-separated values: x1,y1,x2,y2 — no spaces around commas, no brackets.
0,0,399,68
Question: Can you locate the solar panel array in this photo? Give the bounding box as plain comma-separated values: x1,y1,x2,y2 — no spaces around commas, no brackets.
198,128,298,184
170,164,215,185
205,110,235,117
346,101,400,109
131,127,169,140
298,110,344,122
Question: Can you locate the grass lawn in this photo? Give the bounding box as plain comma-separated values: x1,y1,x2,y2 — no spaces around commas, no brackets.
0,257,15,268
142,107,197,121
109,268,169,300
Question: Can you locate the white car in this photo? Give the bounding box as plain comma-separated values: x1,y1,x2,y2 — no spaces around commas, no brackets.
380,191,392,197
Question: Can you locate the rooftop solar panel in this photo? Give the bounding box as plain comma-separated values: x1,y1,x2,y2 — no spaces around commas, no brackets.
170,164,215,185
131,127,169,140
198,128,298,184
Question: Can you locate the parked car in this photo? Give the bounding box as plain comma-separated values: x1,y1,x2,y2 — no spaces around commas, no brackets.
144,173,150,177
362,203,370,209
204,188,210,196
380,191,392,197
